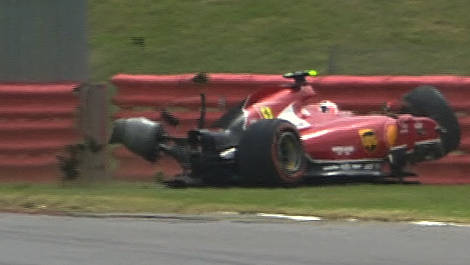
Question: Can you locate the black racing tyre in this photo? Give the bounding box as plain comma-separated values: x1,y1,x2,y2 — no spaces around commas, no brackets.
109,118,166,162
237,119,306,185
402,86,460,154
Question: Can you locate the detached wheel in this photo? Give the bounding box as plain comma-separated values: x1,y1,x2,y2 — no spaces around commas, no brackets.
237,119,306,185
109,118,166,162
402,86,461,154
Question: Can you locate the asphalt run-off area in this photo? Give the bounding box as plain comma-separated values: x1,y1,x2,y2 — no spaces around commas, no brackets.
0,213,469,265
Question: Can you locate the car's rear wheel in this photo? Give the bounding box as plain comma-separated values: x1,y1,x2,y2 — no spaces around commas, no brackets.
237,119,306,185
402,86,461,154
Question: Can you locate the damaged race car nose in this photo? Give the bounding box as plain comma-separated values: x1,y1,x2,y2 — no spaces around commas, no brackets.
109,118,167,162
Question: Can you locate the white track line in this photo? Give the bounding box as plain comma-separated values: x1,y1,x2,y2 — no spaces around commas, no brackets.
256,213,322,221
410,221,470,227
256,213,470,227
411,221,449,226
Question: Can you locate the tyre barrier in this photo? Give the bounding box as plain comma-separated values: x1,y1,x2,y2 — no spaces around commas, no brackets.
111,74,470,184
0,83,81,181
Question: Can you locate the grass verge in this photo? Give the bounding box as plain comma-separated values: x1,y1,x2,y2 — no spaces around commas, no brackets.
89,0,470,81
0,182,470,223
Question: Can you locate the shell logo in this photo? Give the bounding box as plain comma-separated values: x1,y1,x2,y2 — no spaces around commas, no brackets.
386,124,398,147
359,129,378,153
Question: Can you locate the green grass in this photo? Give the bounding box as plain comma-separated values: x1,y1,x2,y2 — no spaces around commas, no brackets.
89,0,470,81
1,182,470,223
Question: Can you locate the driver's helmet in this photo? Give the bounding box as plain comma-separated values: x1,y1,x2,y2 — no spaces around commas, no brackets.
319,100,338,113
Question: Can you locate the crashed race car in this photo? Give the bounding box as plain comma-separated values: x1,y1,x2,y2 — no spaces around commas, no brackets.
110,70,461,186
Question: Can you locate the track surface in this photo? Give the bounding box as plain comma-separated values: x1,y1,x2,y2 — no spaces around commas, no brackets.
0,213,469,265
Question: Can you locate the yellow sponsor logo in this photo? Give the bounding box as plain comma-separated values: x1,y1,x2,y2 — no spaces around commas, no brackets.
359,129,378,153
260,106,274,119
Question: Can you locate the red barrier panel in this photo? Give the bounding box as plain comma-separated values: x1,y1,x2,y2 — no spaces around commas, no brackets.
0,83,81,181
112,74,470,184
0,105,76,119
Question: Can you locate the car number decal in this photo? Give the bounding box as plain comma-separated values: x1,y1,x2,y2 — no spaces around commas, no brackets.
260,106,274,119
359,129,378,153
332,146,355,156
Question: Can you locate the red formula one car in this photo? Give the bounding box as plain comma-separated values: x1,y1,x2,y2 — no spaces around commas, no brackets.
110,70,460,186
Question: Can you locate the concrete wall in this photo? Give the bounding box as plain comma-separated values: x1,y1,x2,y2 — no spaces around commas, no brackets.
0,0,88,82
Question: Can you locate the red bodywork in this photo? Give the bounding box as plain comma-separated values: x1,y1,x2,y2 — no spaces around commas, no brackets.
241,83,441,163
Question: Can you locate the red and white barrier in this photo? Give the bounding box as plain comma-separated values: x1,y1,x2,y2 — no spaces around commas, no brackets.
0,83,81,181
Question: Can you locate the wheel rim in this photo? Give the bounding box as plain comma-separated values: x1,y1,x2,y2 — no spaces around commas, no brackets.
277,132,303,173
